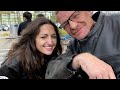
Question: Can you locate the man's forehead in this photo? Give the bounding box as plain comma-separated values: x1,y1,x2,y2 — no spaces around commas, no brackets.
56,11,74,23
57,11,74,17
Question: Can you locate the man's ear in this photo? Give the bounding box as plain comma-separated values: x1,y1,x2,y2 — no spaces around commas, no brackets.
90,11,93,16
86,11,93,17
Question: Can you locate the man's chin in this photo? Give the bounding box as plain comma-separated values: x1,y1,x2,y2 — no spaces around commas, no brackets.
76,36,86,41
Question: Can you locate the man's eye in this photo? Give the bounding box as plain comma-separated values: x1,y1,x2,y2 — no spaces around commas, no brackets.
72,14,79,19
64,21,69,27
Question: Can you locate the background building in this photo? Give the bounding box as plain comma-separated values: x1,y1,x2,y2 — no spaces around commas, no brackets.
0,11,55,25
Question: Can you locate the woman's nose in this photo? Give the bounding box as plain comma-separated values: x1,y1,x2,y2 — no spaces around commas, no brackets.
47,38,54,45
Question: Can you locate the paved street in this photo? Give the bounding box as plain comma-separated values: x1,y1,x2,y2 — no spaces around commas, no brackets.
0,34,19,66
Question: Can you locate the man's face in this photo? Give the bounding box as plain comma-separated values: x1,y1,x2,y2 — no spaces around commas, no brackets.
56,11,95,40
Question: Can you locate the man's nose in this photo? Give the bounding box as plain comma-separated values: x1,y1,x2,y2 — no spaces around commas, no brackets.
69,20,77,29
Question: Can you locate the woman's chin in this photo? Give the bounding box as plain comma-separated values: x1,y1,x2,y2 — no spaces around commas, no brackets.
44,52,53,55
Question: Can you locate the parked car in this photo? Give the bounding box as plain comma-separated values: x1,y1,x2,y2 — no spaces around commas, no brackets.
0,24,9,31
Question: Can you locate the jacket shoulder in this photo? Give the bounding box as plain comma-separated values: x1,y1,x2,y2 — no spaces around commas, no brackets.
0,58,22,79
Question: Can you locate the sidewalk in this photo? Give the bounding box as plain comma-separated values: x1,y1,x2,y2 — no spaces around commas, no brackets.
0,33,19,66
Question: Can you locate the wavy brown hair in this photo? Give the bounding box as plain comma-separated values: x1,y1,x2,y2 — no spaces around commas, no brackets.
5,17,62,79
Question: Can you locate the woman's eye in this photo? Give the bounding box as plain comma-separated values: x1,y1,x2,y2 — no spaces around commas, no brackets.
53,36,57,38
41,36,46,39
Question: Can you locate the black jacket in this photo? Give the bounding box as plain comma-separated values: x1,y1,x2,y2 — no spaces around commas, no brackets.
18,20,31,36
45,12,120,79
0,54,58,79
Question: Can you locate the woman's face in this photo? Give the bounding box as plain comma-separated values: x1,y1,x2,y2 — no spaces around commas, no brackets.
36,24,57,55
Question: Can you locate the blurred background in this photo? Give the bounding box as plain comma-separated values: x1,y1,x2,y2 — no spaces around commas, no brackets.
0,11,120,66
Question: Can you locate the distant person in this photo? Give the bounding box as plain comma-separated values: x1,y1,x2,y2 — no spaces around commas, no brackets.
18,11,32,36
0,17,62,79
36,14,45,19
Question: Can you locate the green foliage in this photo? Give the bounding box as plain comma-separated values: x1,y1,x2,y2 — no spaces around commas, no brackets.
58,28,69,37
0,31,10,36
50,13,56,23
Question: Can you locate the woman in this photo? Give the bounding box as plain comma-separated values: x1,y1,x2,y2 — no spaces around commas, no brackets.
0,17,62,79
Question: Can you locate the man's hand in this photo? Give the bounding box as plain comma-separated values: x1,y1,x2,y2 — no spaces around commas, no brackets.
72,53,116,79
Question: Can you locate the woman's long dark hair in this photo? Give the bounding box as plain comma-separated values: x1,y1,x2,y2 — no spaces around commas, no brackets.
5,17,62,79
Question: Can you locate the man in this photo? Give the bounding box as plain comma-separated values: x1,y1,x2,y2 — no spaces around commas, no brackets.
36,14,45,18
45,11,120,79
18,11,32,36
